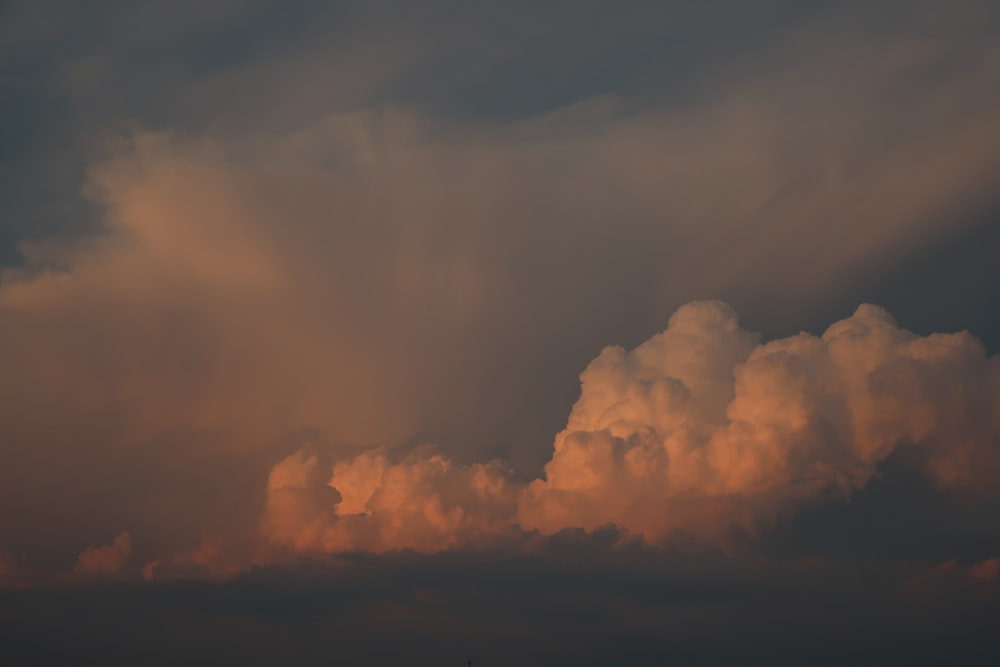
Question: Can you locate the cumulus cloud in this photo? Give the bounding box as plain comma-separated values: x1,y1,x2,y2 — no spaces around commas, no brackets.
519,301,1000,541
967,557,1000,584
74,532,132,576
256,301,1000,554
1,1,1000,575
905,555,1000,596
142,536,241,581
260,448,517,555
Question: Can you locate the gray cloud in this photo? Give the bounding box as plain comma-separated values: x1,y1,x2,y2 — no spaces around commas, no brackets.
2,542,999,666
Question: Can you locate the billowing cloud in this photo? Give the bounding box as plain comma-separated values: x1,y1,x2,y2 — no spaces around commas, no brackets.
141,537,241,581
0,549,19,581
2,3,999,663
261,448,517,555
967,557,1000,584
519,301,1000,541
74,532,132,576
905,555,1000,596
0,0,999,578
257,301,1000,555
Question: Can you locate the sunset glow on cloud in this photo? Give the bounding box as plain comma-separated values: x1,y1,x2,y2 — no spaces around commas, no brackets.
74,532,132,576
256,300,1000,557
1,1,999,664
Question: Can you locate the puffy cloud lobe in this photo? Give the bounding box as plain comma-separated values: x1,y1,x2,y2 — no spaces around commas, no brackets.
260,450,343,553
261,449,517,555
519,302,1000,541
142,537,241,581
74,532,132,575
905,556,1000,595
967,558,1000,584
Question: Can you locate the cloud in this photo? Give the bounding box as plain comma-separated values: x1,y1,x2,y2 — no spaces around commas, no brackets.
905,555,1000,596
141,536,242,581
2,4,999,662
967,557,1000,584
256,301,1000,555
519,301,1000,542
1,1,1000,575
74,532,132,576
260,448,517,555
3,544,999,667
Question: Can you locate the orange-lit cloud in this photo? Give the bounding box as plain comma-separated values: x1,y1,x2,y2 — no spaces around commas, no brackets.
257,301,1000,555
74,532,132,576
967,558,1000,584
1,8,999,577
142,536,242,581
518,302,1000,542
905,555,1000,595
260,448,517,555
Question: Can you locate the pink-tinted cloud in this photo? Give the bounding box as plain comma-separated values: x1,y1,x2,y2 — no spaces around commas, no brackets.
967,557,1000,584
1,9,999,575
74,532,132,576
256,301,1000,555
260,448,517,555
142,536,243,581
904,556,1000,596
519,301,1000,542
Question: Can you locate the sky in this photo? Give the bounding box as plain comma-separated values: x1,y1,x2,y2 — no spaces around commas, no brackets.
1,0,999,664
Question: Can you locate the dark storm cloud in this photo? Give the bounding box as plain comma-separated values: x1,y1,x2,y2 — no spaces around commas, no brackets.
2,539,999,666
